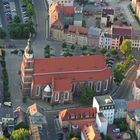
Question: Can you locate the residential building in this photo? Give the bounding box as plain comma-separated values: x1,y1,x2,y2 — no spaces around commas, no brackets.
126,110,136,130
96,112,108,135
14,106,26,126
126,100,140,130
101,8,114,27
57,0,74,6
74,6,83,26
132,65,140,100
87,27,101,47
135,124,140,140
81,124,101,140
66,25,88,45
57,5,75,25
132,31,140,50
136,2,140,20
0,106,14,127
59,107,97,129
27,103,47,128
50,20,65,41
114,99,128,119
21,36,112,105
99,32,112,49
99,25,132,49
93,95,115,124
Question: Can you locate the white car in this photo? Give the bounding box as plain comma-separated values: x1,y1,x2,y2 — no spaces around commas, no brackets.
3,102,12,107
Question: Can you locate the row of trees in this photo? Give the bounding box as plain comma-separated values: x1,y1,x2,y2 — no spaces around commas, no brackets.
23,0,34,17
9,16,35,39
114,40,132,84
0,50,10,101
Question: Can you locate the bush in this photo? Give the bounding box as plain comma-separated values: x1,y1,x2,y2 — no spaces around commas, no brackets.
11,49,18,54
22,96,27,103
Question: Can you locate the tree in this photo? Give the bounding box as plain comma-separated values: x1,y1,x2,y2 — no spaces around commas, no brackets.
13,15,21,23
99,48,107,55
120,39,132,57
114,63,125,84
62,42,67,48
15,122,29,130
71,137,78,140
0,137,8,140
71,44,75,50
82,20,86,27
91,48,96,53
0,28,6,39
110,49,118,56
10,128,30,140
79,84,95,104
26,3,34,17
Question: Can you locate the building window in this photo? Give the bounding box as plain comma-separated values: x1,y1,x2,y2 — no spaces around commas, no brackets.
36,86,40,96
104,79,109,91
55,92,59,101
96,81,101,92
64,92,69,100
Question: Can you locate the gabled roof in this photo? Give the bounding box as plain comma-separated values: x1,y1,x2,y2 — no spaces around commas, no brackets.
81,124,101,140
128,100,140,111
33,55,112,84
59,107,97,121
111,25,132,37
57,5,75,15
68,25,88,35
27,103,44,116
54,79,71,91
102,8,114,17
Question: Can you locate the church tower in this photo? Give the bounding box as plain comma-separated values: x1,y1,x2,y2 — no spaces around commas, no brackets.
21,33,34,96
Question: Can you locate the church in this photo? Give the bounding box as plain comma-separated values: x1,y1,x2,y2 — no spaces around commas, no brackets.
20,36,113,105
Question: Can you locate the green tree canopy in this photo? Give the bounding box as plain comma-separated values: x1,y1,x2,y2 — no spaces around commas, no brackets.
62,42,67,48
120,39,132,57
13,15,21,23
0,137,8,140
110,48,118,55
15,122,29,130
114,63,125,84
10,128,30,140
79,84,95,104
26,3,34,17
0,28,6,39
99,48,107,55
71,137,79,140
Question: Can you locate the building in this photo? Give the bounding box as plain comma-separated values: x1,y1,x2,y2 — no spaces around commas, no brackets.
101,8,114,27
66,25,88,45
27,103,47,128
74,6,83,26
0,106,14,127
99,25,132,49
132,65,140,100
59,107,97,129
96,112,108,135
21,36,112,105
135,124,140,140
14,106,26,126
57,0,74,6
81,124,101,140
114,99,128,119
93,95,115,124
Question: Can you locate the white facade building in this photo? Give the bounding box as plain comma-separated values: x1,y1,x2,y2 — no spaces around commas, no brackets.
96,113,108,135
99,32,112,49
93,95,115,124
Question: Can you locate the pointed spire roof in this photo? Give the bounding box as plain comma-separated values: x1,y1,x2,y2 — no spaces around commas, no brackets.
24,33,33,59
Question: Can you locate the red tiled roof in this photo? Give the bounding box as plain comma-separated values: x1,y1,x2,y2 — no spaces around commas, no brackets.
81,124,101,140
57,5,75,15
59,107,97,121
128,100,140,111
33,55,112,84
102,8,114,15
54,79,71,91
111,25,132,36
68,25,88,35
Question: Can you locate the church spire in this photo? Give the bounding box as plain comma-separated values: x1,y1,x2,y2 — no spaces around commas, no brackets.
24,33,33,59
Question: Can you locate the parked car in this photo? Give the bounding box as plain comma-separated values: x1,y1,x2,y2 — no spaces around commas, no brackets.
3,102,12,107
113,128,120,133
